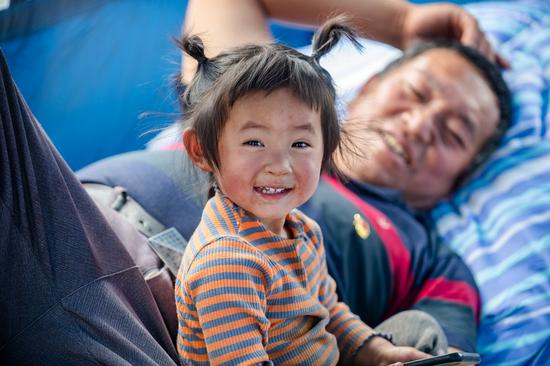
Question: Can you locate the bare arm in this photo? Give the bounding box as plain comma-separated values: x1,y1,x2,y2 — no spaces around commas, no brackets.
182,0,504,83
260,0,506,66
181,0,411,82
260,0,413,46
182,0,272,83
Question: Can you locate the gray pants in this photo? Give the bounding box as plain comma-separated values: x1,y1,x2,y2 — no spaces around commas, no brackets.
376,310,449,356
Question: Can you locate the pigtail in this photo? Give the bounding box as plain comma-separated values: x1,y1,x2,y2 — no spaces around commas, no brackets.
177,35,209,66
311,15,363,62
175,34,219,110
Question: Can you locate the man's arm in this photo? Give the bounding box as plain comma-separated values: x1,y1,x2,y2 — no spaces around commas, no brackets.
261,0,501,60
182,0,502,83
182,0,272,84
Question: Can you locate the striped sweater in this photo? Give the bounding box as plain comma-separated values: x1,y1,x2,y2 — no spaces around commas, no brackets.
175,191,372,365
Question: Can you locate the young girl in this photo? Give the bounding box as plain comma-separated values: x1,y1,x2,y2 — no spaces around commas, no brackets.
175,18,428,366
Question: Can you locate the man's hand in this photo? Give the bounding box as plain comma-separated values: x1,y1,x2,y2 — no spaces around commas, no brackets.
400,3,509,68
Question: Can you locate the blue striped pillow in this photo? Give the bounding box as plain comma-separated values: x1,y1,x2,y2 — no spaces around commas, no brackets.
430,2,550,365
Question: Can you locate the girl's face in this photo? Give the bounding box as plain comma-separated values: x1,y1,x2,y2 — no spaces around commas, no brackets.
214,88,324,237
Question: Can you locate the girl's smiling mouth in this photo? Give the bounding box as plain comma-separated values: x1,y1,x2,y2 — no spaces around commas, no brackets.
254,186,293,196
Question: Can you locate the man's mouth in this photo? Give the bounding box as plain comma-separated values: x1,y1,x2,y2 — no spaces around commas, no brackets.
381,132,411,165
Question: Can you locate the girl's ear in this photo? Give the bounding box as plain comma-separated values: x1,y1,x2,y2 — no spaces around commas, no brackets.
183,128,213,173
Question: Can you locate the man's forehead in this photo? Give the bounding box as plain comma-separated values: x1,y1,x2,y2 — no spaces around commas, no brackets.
398,48,475,76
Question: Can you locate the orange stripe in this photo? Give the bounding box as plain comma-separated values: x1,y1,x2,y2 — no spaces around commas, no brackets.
239,220,262,229
269,317,315,338
269,302,322,315
191,249,265,266
213,342,267,365
207,329,265,352
269,286,309,299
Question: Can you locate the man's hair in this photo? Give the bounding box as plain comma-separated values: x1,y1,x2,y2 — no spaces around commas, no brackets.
378,40,512,181
177,17,362,174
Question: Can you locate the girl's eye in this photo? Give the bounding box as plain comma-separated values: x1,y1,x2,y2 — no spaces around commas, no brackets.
244,140,263,147
292,141,310,149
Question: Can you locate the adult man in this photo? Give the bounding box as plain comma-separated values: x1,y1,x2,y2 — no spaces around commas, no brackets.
0,1,510,365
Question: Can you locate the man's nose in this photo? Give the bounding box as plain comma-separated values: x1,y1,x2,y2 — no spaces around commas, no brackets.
404,106,438,144
266,150,292,175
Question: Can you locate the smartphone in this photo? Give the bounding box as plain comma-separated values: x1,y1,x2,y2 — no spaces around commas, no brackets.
403,352,481,366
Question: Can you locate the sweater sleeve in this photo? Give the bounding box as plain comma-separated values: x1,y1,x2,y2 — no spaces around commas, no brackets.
175,237,274,365
313,223,373,364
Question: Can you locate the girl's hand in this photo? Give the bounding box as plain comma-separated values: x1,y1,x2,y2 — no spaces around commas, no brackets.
399,3,509,68
354,335,430,366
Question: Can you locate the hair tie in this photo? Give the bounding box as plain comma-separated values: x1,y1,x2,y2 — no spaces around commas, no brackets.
311,36,336,63
196,53,208,66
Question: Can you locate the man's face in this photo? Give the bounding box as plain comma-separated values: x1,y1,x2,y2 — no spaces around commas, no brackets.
342,48,500,208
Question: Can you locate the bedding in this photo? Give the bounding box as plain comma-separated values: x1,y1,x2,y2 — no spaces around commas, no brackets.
430,2,550,365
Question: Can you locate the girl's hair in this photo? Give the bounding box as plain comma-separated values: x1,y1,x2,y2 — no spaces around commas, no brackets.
176,16,361,173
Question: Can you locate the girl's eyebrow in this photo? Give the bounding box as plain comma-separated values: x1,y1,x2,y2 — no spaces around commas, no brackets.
239,120,266,132
239,121,317,133
294,122,316,133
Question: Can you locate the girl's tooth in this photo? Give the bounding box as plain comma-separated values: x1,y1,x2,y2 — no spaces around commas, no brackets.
258,187,287,194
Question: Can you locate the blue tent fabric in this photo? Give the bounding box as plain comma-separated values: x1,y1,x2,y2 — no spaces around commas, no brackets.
1,0,187,169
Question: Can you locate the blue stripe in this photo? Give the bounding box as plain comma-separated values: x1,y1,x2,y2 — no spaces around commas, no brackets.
188,270,265,291
209,336,267,360
205,322,266,345
478,328,550,355
194,286,266,304
483,269,550,313
267,303,322,319
200,309,267,330
179,343,208,356
199,300,264,316
476,235,550,285
444,191,550,262
482,292,550,326
266,292,314,306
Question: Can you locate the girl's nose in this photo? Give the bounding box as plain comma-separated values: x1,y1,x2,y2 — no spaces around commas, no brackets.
266,151,292,175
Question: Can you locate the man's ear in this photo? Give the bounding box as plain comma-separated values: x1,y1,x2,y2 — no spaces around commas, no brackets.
183,128,213,173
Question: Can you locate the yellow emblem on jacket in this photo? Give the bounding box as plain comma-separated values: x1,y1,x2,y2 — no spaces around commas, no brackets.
353,213,370,239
